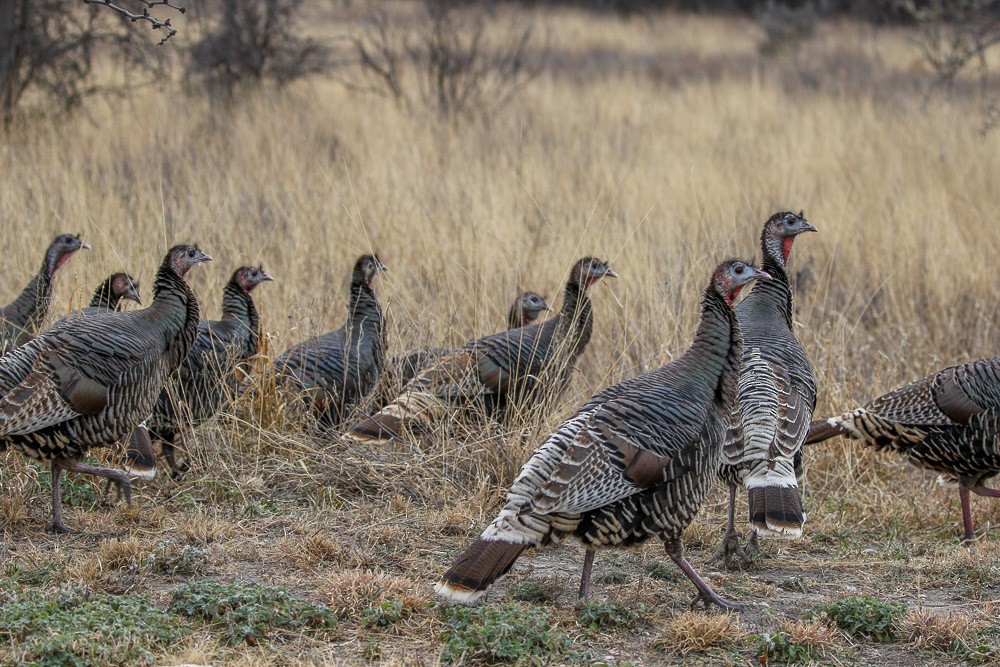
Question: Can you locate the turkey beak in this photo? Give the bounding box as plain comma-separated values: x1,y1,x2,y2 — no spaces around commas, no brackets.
80,241,91,251
800,222,818,234
603,268,618,279
753,268,772,282
543,303,554,312
197,251,213,263
261,271,275,283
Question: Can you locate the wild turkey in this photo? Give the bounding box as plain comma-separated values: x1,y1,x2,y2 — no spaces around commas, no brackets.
806,358,1000,541
506,291,553,330
146,265,273,474
347,258,615,444
275,255,387,428
0,234,90,354
0,244,210,532
54,272,142,326
434,260,769,611
708,211,818,568
379,291,553,408
52,272,150,478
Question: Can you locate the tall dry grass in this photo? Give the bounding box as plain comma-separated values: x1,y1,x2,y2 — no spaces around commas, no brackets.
1,4,1000,537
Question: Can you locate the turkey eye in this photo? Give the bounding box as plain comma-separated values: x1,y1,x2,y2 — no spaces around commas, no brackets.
734,265,745,275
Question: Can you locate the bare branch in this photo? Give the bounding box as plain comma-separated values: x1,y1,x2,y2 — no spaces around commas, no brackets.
82,0,185,45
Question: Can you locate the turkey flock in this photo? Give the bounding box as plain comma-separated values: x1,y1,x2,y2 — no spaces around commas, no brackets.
2,214,998,612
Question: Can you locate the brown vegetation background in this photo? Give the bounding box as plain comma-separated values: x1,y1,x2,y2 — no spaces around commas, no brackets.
2,3,1000,664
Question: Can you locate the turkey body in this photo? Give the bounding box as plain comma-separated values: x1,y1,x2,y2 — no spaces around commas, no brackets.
0,244,210,532
435,260,767,610
347,258,614,444
149,266,272,473
1,234,89,354
275,256,386,428
712,212,817,566
378,291,553,406
806,357,1000,541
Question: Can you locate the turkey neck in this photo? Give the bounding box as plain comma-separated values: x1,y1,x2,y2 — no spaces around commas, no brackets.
149,259,201,368
89,276,119,310
220,278,260,350
347,277,383,338
739,242,793,330
552,276,593,357
688,283,743,406
5,262,53,330
506,304,523,330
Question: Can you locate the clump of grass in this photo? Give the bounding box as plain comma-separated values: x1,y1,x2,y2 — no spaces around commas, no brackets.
904,610,1000,662
653,611,745,656
324,569,428,621
149,539,211,576
169,579,336,645
577,600,642,631
97,536,147,570
751,619,840,664
282,533,345,570
806,596,907,642
645,561,679,581
0,469,34,526
508,579,560,604
595,570,628,585
440,604,575,664
0,586,188,666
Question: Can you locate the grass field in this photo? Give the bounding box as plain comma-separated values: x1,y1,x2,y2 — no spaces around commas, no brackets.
3,3,1000,665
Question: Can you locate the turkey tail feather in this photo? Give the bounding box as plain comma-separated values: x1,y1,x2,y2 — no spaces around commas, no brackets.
347,410,405,443
346,389,447,443
804,418,847,445
748,486,804,538
121,424,157,480
435,539,529,603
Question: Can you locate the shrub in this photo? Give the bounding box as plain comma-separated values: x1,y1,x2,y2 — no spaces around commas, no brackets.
346,1,546,123
186,0,330,96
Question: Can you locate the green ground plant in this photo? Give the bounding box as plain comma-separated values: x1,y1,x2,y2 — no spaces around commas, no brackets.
168,579,336,645
440,604,577,664
0,586,188,666
807,596,907,642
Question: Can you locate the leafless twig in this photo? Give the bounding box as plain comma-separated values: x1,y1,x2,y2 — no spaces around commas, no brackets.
82,0,186,45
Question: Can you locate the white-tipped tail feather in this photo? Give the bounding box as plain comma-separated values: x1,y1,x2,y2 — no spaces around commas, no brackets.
123,465,156,480
433,580,487,603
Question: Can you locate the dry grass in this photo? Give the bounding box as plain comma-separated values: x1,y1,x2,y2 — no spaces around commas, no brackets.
1,2,1000,665
904,609,986,652
778,618,842,654
323,569,430,620
654,611,746,655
